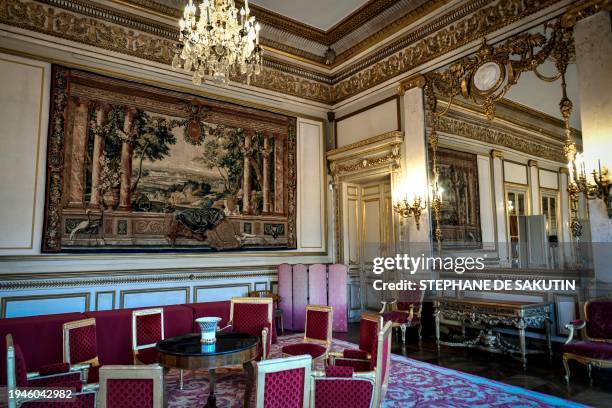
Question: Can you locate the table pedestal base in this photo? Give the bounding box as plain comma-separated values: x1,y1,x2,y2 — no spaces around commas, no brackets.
205,369,217,408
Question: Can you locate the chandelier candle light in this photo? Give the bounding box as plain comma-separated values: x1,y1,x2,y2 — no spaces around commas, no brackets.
173,0,263,85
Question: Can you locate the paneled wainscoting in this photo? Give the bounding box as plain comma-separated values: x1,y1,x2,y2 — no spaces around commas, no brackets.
0,265,278,318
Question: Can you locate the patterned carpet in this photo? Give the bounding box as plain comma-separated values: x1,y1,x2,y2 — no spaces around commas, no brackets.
165,333,585,407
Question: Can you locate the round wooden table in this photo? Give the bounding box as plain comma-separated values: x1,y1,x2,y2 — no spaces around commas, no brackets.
157,332,259,408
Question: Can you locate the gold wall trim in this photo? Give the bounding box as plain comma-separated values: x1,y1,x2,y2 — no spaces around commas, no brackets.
94,290,116,310
561,0,612,27
327,130,403,158
119,287,190,308
0,266,278,290
194,283,253,302
1,292,90,318
430,112,566,163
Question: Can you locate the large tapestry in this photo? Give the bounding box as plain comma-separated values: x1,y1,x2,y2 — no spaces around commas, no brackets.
430,148,482,249
42,67,297,252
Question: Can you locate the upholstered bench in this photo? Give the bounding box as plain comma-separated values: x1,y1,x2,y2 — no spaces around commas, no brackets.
0,301,233,385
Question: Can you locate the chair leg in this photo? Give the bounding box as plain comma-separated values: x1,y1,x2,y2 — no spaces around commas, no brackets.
280,315,284,335
179,369,184,390
563,356,570,385
418,325,422,345
587,363,593,386
400,324,407,345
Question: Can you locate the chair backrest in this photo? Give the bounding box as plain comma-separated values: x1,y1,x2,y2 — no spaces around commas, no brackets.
98,365,164,408
359,313,380,356
255,355,311,408
372,320,392,408
312,367,375,408
585,298,612,340
230,297,273,334
6,334,28,408
396,288,424,313
63,318,99,366
131,308,164,352
304,305,333,347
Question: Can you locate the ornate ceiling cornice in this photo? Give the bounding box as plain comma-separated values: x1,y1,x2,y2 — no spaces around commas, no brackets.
0,0,581,105
331,0,566,102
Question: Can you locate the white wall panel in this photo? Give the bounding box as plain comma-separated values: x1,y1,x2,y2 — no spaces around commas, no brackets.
539,169,559,190
477,155,495,249
0,54,50,254
195,283,251,302
503,161,528,185
297,118,326,250
3,293,89,318
120,287,190,308
336,99,398,147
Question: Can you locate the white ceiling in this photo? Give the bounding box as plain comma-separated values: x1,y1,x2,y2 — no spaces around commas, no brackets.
251,0,370,30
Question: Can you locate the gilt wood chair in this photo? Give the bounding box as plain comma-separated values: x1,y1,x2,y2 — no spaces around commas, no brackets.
282,305,333,365
131,308,164,366
380,287,424,345
97,365,164,408
255,355,312,408
327,313,380,371
228,297,274,361
249,290,284,335
311,365,375,408
326,320,392,408
563,298,612,385
6,333,97,408
63,318,101,385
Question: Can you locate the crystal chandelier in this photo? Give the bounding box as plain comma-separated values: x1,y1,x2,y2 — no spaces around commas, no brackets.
172,0,263,85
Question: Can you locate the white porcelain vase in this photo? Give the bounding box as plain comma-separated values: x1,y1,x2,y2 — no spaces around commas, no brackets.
195,317,222,344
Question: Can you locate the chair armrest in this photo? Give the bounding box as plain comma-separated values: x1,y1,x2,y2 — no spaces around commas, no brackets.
379,298,397,313
564,320,587,344
218,323,233,333
261,324,271,359
37,362,70,376
343,349,368,359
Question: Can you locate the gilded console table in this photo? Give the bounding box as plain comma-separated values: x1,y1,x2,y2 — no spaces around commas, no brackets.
434,298,552,369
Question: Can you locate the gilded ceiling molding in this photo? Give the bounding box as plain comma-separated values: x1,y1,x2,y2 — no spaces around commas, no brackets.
432,112,566,163
333,0,452,66
331,0,564,102
561,0,612,27
397,74,426,95
0,0,333,103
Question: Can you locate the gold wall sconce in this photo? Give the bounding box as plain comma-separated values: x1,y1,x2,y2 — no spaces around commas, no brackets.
394,196,427,229
575,156,612,218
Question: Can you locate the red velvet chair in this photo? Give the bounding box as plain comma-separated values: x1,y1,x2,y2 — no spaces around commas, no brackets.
131,308,163,366
6,334,96,408
255,355,311,408
327,313,379,371
98,365,164,408
563,298,612,385
379,287,424,345
282,305,332,364
227,297,273,361
63,318,100,385
327,320,392,408
312,366,375,408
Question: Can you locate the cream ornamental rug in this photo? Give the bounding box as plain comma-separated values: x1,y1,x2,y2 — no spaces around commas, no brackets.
165,333,584,407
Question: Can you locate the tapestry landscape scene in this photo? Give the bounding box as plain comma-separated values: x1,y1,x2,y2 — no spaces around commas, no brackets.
43,67,296,252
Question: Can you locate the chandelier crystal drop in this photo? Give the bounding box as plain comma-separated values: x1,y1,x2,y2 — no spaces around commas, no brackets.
173,0,263,85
